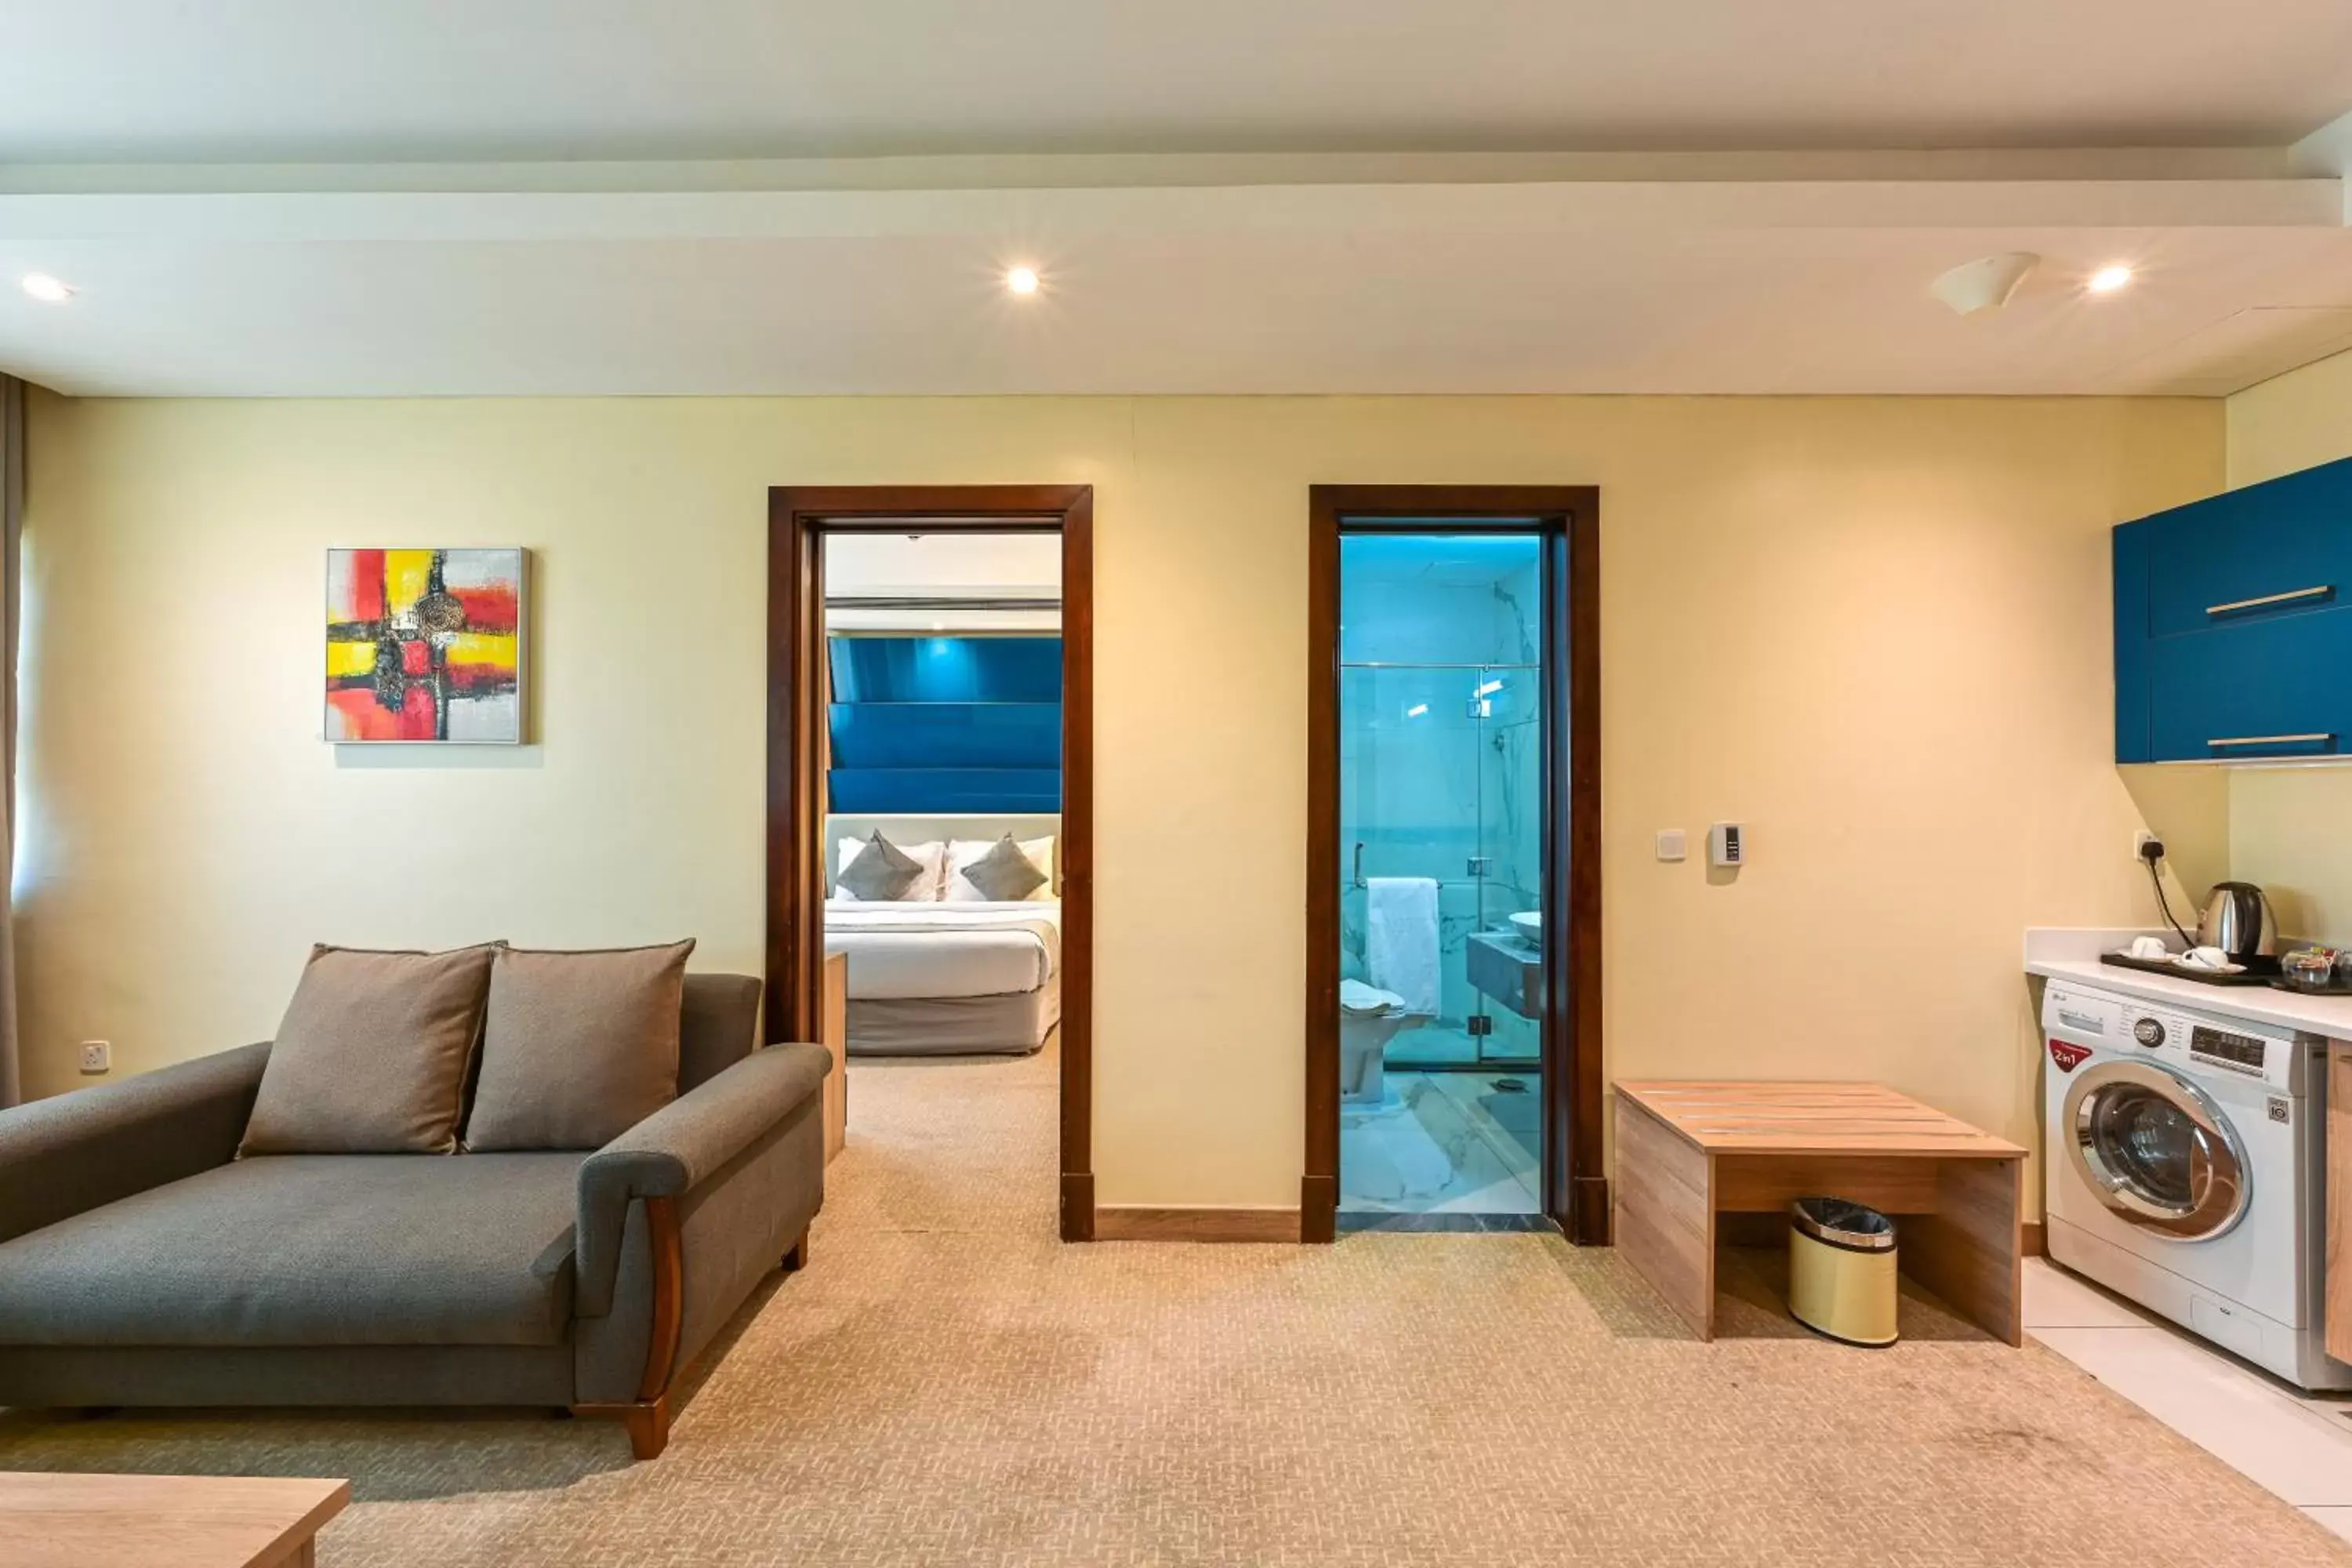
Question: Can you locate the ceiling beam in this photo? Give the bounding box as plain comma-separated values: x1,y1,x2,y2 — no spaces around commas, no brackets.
0,174,2340,249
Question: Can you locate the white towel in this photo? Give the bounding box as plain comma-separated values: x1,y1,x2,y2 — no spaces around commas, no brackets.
1365,877,1441,1015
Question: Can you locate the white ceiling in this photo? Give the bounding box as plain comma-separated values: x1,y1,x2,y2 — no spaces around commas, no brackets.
5,5,2352,398
7,172,2352,397
827,534,1062,597
826,534,1062,633
7,2,2352,159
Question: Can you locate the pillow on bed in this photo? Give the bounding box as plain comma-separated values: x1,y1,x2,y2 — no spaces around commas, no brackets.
946,834,1052,902
836,832,937,902
943,835,1055,902
834,833,946,902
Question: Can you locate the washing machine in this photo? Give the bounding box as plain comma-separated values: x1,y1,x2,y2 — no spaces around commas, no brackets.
2041,979,2352,1390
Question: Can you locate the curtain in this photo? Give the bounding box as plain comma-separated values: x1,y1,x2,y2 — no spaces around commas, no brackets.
0,375,20,1106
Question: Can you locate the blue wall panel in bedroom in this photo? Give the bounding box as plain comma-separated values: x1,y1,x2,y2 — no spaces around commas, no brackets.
826,634,1063,812
829,635,1062,703
827,701,1062,770
829,769,1062,813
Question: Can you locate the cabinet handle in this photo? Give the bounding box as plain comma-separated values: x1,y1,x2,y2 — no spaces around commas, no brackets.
2206,585,2332,616
2207,733,2335,748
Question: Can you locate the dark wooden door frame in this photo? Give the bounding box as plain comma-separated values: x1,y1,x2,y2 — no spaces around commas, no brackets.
768,485,1097,1243
1303,485,1605,1246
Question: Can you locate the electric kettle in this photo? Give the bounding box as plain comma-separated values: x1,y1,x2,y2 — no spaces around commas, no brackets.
2196,881,2278,961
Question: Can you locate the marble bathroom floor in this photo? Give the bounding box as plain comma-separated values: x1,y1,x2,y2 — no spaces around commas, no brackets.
1338,1069,1542,1215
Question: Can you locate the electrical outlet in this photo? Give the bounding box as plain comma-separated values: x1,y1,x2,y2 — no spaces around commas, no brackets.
78,1040,110,1074
2134,829,2160,860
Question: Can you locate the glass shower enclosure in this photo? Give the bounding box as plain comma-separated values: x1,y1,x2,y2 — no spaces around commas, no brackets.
1336,532,1548,1217
1339,661,1541,1067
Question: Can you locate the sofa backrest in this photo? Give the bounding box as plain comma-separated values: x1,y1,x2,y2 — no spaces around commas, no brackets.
679,973,763,1093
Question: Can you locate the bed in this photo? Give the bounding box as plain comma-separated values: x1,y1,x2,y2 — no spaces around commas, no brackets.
822,811,1063,1055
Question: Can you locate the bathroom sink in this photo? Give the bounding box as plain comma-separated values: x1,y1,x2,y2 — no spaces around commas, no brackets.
1508,911,1541,942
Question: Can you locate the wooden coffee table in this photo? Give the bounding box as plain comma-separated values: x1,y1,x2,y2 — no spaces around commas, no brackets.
0,1472,350,1567
1613,1080,2026,1345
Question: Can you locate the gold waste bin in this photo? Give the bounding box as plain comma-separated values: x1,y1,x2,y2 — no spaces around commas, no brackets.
1788,1197,1898,1347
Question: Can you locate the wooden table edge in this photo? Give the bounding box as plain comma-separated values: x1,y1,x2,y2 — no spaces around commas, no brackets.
1612,1084,1707,1149
260,1478,350,1567
1613,1080,2026,1159
0,1473,350,1568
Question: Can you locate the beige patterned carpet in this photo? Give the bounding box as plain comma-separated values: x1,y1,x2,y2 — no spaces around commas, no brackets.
3,1034,2343,1565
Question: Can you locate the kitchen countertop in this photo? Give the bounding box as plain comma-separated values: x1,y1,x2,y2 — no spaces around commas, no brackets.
2025,927,2352,1040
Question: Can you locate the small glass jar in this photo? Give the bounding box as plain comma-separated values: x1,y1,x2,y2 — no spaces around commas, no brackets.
2282,948,2338,992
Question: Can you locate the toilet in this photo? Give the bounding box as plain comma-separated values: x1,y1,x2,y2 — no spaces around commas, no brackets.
1339,978,1428,1106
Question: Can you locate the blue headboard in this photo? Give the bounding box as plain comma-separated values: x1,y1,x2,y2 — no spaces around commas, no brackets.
827,635,1062,813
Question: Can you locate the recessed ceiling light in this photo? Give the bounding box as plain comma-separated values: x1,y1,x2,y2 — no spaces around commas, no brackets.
1005,266,1040,296
20,274,74,303
2087,264,2134,295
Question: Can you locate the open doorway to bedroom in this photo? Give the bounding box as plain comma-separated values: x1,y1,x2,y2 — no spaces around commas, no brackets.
768,488,1095,1243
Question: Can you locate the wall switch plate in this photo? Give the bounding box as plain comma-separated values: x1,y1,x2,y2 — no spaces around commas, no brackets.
1655,829,1687,862
1709,822,1744,868
78,1040,111,1074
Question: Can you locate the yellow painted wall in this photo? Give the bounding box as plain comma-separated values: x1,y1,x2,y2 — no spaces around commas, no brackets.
2225,347,2352,945
2227,348,2352,489
19,390,2221,1208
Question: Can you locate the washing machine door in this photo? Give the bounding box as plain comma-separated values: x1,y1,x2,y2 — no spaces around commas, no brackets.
2063,1061,2249,1240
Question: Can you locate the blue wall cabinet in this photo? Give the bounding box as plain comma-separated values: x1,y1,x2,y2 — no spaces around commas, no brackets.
2115,456,2352,763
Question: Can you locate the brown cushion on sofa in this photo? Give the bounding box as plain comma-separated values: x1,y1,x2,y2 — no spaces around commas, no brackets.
463,941,695,1152
239,943,500,1156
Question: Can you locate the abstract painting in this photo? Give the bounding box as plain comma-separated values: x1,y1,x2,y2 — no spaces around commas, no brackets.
325,547,524,742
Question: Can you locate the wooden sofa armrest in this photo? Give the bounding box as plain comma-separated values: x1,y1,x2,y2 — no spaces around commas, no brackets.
571,1042,829,1458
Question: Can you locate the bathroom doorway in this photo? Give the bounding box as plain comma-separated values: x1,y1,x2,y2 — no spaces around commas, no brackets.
1303,488,1602,1243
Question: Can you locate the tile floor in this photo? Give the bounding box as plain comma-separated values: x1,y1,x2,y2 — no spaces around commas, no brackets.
1338,1069,1541,1214
2025,1256,2352,1544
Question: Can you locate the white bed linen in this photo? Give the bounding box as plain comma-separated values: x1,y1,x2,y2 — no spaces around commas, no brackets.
823,901,1062,999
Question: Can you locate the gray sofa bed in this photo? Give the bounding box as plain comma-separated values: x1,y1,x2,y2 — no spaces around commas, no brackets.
0,974,825,1459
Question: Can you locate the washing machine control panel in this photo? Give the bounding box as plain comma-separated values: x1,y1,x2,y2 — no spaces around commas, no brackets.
2116,1004,2296,1090
2118,1005,2192,1057
2188,1024,2269,1076
2045,984,2300,1091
